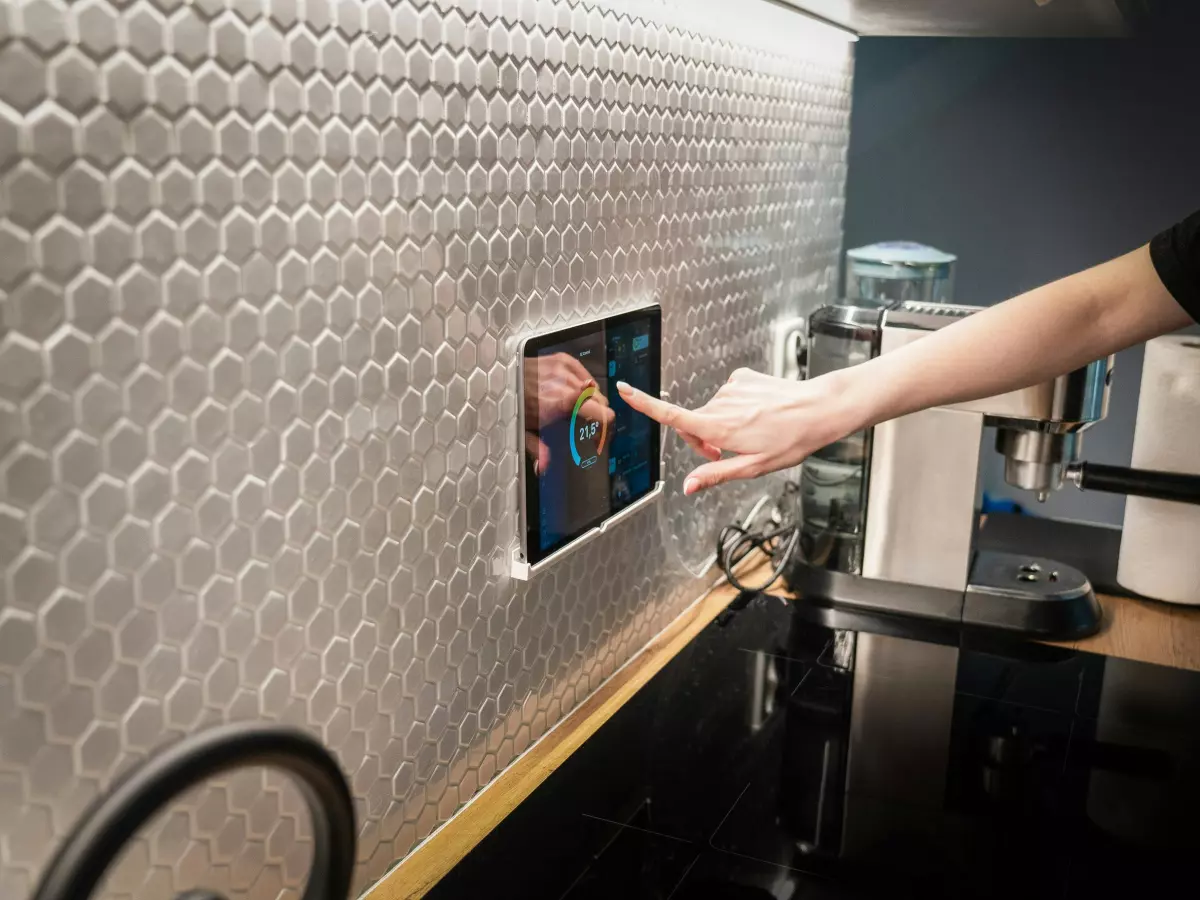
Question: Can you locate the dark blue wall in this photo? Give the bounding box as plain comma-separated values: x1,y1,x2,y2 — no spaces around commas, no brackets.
844,36,1200,525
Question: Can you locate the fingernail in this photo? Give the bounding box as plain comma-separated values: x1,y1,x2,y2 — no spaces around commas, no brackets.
616,381,632,393
684,478,698,495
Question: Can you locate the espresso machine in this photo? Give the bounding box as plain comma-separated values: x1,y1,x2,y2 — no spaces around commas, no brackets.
783,301,1200,639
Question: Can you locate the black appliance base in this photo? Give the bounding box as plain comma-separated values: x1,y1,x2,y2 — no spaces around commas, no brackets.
781,551,1102,641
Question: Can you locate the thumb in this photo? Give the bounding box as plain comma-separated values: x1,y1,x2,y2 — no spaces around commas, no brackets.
683,454,767,495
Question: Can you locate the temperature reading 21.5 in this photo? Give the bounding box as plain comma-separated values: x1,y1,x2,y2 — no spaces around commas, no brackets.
569,386,608,469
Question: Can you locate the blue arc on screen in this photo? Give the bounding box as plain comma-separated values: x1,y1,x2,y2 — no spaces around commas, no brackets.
569,385,607,467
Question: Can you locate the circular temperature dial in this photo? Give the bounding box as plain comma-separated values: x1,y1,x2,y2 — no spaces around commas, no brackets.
569,385,608,467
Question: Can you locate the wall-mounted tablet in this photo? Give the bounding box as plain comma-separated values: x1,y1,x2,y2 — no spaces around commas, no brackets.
517,305,662,568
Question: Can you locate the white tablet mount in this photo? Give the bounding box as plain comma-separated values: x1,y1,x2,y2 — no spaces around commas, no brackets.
507,479,665,581
502,304,665,582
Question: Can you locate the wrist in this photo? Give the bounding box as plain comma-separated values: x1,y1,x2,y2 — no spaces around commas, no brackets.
819,365,875,441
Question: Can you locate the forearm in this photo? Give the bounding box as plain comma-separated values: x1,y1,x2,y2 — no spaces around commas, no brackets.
833,244,1190,433
616,242,1195,494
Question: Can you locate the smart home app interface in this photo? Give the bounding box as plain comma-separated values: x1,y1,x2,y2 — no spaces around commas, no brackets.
524,312,658,561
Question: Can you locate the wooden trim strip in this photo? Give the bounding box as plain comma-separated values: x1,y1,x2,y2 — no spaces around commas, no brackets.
366,562,767,900
1042,591,1200,673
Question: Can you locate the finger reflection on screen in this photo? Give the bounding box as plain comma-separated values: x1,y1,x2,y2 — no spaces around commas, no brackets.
525,352,614,471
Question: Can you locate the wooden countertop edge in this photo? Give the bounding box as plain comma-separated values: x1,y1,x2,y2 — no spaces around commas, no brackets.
1040,591,1200,673
366,561,768,900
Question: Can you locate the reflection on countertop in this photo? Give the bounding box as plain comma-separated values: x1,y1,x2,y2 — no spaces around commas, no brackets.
428,592,1200,899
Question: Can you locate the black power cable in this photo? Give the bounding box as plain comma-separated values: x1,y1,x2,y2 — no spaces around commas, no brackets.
716,481,802,593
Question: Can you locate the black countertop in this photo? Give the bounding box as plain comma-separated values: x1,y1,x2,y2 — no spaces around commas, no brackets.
428,592,1200,899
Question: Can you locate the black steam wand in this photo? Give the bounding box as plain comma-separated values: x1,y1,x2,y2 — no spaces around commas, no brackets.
1066,461,1200,505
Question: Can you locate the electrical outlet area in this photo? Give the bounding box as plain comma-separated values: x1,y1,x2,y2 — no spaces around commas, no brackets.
771,316,808,380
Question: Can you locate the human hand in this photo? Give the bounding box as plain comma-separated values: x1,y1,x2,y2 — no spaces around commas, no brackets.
617,368,855,495
525,352,615,473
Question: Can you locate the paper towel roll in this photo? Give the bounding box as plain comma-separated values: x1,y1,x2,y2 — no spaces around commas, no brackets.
1117,336,1200,604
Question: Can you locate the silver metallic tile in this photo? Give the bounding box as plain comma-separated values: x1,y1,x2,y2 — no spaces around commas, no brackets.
1,0,850,896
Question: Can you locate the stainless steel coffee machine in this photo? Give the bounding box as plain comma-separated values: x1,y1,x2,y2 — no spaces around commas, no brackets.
784,300,1199,639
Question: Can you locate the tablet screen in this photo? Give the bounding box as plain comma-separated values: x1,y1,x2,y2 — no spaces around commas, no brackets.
521,307,661,564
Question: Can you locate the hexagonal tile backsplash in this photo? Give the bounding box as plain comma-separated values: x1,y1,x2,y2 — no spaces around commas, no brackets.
0,0,851,896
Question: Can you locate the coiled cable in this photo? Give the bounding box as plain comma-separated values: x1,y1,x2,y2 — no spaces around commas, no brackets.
716,481,802,593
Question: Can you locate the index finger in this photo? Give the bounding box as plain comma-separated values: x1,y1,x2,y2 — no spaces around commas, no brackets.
616,381,717,441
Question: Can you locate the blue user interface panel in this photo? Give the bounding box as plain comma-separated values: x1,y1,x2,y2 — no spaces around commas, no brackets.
521,306,661,564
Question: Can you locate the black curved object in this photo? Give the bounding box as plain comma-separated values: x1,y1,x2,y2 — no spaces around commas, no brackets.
1072,461,1200,505
30,722,355,900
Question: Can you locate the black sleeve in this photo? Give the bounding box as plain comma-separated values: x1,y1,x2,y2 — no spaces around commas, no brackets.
1149,209,1200,324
